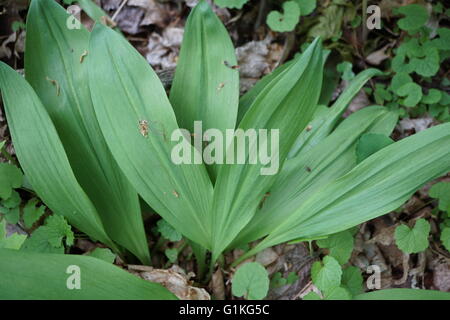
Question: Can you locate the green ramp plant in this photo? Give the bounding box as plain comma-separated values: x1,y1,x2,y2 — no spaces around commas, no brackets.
0,0,450,299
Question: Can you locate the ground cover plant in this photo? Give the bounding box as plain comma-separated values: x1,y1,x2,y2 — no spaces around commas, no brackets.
0,0,449,300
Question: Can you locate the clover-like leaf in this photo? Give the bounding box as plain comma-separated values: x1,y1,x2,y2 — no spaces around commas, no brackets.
397,4,428,32
316,230,354,264
232,262,269,300
422,89,442,105
396,82,422,107
311,256,342,292
214,0,248,9
389,72,412,93
395,218,430,254
410,47,440,77
23,198,46,228
266,1,301,32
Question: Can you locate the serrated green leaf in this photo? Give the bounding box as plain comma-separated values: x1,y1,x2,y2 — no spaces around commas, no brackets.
87,247,116,264
165,248,178,263
317,230,354,264
410,47,440,77
232,262,269,300
311,256,342,292
0,163,23,200
157,219,182,242
0,248,177,299
395,218,430,254
0,219,27,250
22,215,74,253
23,198,46,228
25,0,149,264
267,1,300,32
356,133,394,164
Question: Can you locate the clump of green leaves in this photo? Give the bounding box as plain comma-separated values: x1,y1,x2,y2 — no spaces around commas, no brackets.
371,4,450,119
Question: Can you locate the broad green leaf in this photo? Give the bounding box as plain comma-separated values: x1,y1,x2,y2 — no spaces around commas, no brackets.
22,215,74,254
0,206,20,224
355,289,450,300
431,28,450,51
289,68,382,158
0,140,5,150
211,39,323,259
316,230,354,264
0,163,23,200
441,227,450,251
311,256,342,292
266,1,300,32
355,133,394,164
0,248,176,299
214,0,248,9
232,262,269,300
240,123,450,260
397,4,428,32
25,0,149,264
23,198,46,228
87,247,116,264
157,219,183,242
170,0,239,179
88,24,213,248
0,61,113,250
395,218,430,253
341,266,363,296
232,106,397,248
397,82,422,107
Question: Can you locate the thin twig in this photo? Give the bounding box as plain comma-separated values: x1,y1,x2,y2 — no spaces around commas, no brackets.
111,0,128,22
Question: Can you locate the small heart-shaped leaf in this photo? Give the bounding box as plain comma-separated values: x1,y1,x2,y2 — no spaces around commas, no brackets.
266,1,301,32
